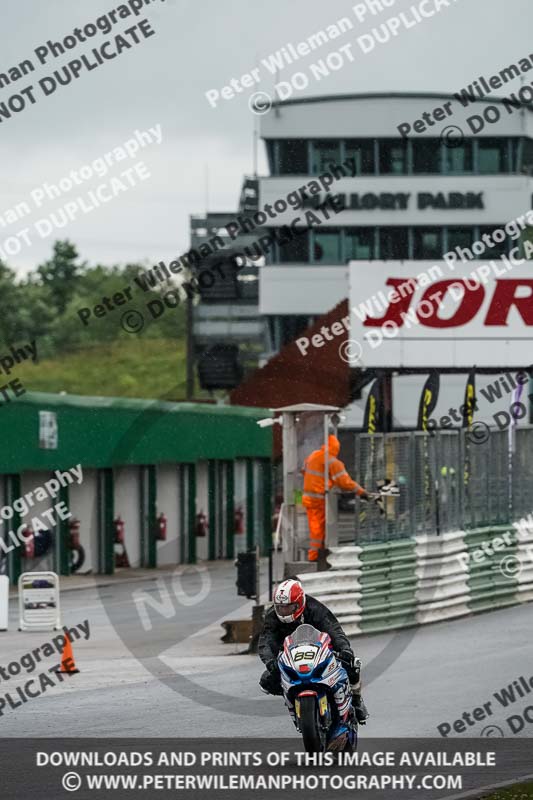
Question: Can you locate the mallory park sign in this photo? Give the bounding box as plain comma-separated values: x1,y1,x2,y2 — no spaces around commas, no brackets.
303,191,484,211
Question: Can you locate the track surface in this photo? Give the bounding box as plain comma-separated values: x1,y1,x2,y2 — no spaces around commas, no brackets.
2,560,532,738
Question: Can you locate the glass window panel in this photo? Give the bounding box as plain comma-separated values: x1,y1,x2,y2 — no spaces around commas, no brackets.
345,139,375,175
311,140,341,174
345,228,374,260
520,137,533,174
447,228,474,255
313,230,341,263
277,140,308,175
509,138,520,173
280,316,311,348
379,228,409,260
478,138,508,174
478,226,509,259
278,230,309,262
413,228,443,260
379,140,408,174
413,139,441,174
266,140,276,174
237,272,258,301
444,141,473,173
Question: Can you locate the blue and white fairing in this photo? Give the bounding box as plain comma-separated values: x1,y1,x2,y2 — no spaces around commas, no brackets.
278,623,354,742
279,629,344,690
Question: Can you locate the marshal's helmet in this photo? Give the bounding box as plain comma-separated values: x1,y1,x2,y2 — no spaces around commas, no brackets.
273,579,306,624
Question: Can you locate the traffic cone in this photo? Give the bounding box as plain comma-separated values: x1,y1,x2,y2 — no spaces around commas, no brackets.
55,634,80,674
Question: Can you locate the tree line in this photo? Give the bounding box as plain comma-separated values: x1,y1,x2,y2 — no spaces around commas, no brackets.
0,240,185,360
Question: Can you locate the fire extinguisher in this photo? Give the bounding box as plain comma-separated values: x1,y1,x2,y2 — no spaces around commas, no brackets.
114,515,130,568
23,526,35,559
69,518,85,573
69,518,81,549
195,511,208,537
114,516,125,544
157,512,167,541
234,506,244,535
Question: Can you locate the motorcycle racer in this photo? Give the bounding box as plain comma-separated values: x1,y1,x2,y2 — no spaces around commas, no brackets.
258,578,369,724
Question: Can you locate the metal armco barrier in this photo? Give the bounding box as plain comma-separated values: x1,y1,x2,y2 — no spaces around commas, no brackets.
298,540,418,637
18,572,61,632
515,520,533,603
464,527,518,614
415,531,471,624
298,517,533,636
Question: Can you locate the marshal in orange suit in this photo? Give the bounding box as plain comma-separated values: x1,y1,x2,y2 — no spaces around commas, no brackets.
302,435,369,562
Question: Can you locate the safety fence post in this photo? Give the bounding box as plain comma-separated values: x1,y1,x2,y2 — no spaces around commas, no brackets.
207,460,217,562
179,465,186,564
187,463,197,565
246,459,255,551
4,474,22,585
58,482,70,576
225,460,235,561
259,458,272,556
140,465,157,569
98,468,114,575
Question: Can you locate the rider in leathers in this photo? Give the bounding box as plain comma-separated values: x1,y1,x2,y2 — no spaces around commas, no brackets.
258,579,369,724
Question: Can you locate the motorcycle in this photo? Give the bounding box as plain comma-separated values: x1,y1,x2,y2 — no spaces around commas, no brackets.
278,623,357,753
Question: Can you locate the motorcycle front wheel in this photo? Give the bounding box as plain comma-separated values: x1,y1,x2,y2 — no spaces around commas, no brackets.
299,695,326,753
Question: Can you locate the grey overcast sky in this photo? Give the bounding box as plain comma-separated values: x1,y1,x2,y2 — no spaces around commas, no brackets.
1,0,531,276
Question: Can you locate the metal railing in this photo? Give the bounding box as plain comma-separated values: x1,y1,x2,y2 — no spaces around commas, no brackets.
347,426,533,545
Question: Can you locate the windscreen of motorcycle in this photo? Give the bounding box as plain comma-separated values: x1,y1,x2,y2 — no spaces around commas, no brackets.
285,626,329,672
290,623,322,645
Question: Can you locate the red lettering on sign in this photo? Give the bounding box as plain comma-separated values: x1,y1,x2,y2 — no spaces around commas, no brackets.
361,278,533,331
417,280,485,328
363,278,417,327
484,280,533,326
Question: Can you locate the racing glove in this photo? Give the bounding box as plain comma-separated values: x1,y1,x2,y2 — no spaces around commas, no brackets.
266,658,279,674
339,650,359,683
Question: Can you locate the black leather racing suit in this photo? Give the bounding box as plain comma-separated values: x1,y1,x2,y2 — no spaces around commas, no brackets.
258,595,358,695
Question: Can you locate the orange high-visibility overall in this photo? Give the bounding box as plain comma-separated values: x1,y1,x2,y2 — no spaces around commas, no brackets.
302,434,365,562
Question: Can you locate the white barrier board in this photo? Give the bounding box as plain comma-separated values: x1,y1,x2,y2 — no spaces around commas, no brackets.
18,572,61,631
0,575,8,631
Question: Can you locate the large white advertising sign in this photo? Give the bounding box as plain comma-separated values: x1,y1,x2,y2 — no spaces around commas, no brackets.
349,258,533,368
